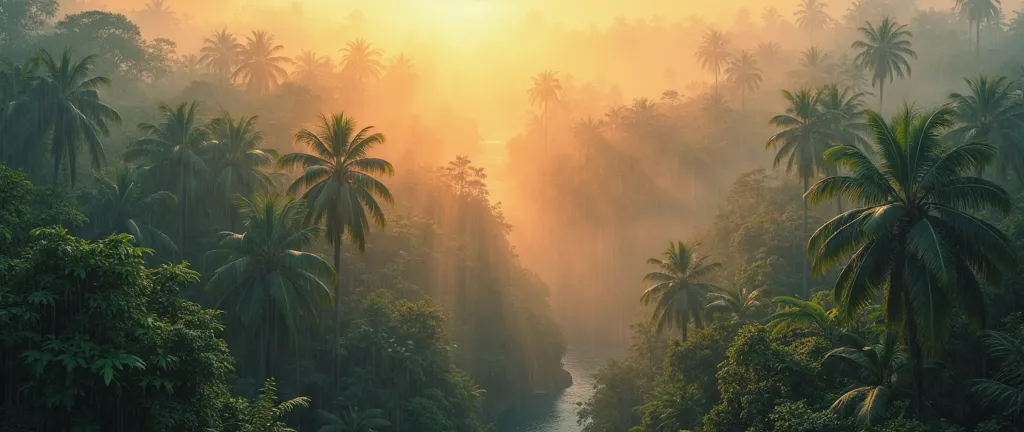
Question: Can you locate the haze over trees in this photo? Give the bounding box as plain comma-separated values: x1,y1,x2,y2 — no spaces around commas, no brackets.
4,0,1024,430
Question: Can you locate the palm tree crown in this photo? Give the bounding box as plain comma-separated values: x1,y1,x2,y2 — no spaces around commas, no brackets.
34,48,121,187
83,168,177,256
233,30,290,95
790,46,834,88
806,105,1016,417
947,75,1024,181
207,114,275,212
200,28,242,83
695,29,731,94
795,0,831,43
705,285,765,322
340,38,384,85
292,50,333,84
725,50,763,110
852,16,916,112
825,332,907,426
640,241,722,342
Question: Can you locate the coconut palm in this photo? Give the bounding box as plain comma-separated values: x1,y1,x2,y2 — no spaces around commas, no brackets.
694,29,731,95
852,16,916,112
957,0,1002,57
277,113,394,320
817,84,871,212
795,0,831,44
705,286,765,322
233,30,290,95
0,58,41,169
756,41,783,69
125,101,209,257
340,39,384,85
825,332,907,426
528,70,562,151
207,114,275,226
83,168,177,256
199,28,242,84
640,241,722,342
765,88,830,297
806,105,1017,418
316,408,391,432
947,75,1024,181
790,46,834,88
292,50,333,85
970,330,1024,421
382,54,418,101
207,193,334,379
33,48,121,187
725,50,763,110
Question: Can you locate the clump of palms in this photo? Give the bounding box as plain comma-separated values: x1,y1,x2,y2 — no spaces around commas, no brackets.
705,285,765,322
206,193,334,379
806,105,1017,418
317,408,391,432
695,29,731,95
852,16,916,112
640,241,722,342
725,50,763,110
825,332,907,426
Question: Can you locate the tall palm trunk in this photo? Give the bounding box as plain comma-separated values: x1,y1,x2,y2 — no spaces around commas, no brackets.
802,176,810,299
179,160,186,261
741,87,746,111
543,101,549,152
333,232,342,391
879,81,885,114
680,321,688,343
898,249,925,420
976,23,981,58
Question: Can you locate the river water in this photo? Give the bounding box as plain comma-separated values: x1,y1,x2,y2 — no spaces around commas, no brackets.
496,346,611,432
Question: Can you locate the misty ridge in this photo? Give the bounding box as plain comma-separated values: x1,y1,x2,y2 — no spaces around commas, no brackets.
4,0,1024,431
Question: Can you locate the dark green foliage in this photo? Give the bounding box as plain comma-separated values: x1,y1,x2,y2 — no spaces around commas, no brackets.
700,326,819,432
766,401,854,432
0,229,234,431
0,162,84,257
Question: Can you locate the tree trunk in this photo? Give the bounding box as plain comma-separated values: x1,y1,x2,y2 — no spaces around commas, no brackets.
879,81,885,114
903,274,925,420
681,321,688,343
179,161,186,262
802,176,810,299
333,232,342,392
543,101,549,152
741,87,746,111
976,23,981,58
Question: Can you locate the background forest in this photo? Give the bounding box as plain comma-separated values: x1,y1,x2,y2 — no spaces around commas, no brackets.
5,0,1024,431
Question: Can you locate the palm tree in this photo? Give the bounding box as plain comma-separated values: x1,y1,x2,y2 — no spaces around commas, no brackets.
83,168,177,256
756,41,783,69
725,50,763,110
0,58,41,169
970,330,1024,421
292,50,333,85
825,332,907,426
806,105,1017,418
277,113,394,320
316,408,391,432
817,84,870,151
768,296,838,339
33,48,121,187
233,30,290,95
947,75,1024,181
207,114,275,227
199,28,242,84
852,16,916,112
765,88,830,297
640,241,722,342
125,101,209,258
340,39,384,85
957,0,1002,57
694,29,731,95
794,0,831,44
790,46,834,88
705,286,765,322
528,70,562,151
232,378,311,432
207,193,334,379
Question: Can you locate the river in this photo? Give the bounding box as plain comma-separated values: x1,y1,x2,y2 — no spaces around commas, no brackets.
496,346,613,432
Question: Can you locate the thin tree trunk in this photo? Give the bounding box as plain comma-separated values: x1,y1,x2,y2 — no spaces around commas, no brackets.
333,233,342,391
681,321,688,343
543,101,549,152
902,268,925,420
976,23,981,58
803,176,810,299
179,161,186,262
879,81,885,114
741,87,746,111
